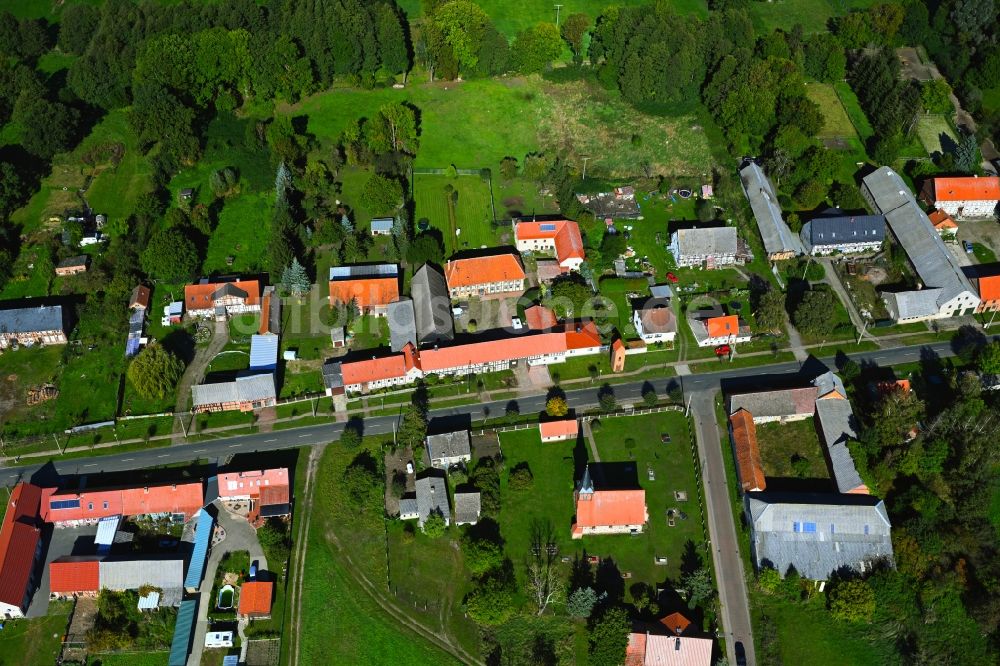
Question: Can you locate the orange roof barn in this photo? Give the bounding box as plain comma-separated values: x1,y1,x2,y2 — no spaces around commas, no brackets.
49,557,100,595
729,409,766,493
931,176,1000,202
445,254,525,289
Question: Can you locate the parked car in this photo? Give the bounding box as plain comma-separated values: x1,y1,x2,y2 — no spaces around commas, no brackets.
734,641,747,666
666,272,680,283
965,241,974,254
715,344,731,357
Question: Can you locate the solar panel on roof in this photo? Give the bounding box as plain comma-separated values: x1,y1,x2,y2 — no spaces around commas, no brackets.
540,223,556,231
51,499,81,510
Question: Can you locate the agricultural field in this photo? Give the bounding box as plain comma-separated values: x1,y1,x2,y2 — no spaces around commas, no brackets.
412,173,497,254
0,600,71,666
833,81,875,142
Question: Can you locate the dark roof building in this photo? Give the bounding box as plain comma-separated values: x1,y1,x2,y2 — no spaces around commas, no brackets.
801,208,885,255
387,298,417,352
411,264,454,345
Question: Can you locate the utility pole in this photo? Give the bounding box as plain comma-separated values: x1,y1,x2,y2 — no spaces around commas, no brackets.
582,155,590,180
857,317,870,344
554,4,563,27
987,308,999,329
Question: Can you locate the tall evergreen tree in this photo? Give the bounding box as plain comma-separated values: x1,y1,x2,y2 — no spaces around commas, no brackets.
281,257,310,296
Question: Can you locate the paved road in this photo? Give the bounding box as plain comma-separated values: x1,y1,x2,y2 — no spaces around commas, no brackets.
0,338,970,487
690,390,755,666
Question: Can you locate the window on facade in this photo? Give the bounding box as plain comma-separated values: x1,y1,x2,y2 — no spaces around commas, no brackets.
103,502,109,509
88,502,93,510
864,524,869,535
792,521,801,532
802,522,817,533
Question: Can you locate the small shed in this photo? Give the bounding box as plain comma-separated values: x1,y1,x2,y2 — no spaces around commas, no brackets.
371,217,394,236
249,334,279,372
331,327,346,347
55,255,89,276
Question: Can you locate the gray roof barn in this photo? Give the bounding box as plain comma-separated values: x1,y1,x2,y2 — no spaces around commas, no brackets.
426,431,471,465
814,399,866,494
415,475,451,527
739,161,803,257
398,496,418,518
801,208,884,251
672,227,737,258
745,492,893,580
863,167,977,313
191,373,276,408
454,491,481,525
0,304,65,334
99,559,184,605
387,298,417,352
727,387,818,420
883,288,945,321
411,264,454,345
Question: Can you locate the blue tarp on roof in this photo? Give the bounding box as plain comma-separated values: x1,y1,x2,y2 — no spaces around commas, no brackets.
184,508,214,590
168,599,197,666
249,334,279,371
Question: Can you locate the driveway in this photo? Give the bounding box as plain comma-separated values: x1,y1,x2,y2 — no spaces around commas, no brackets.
27,524,99,618
689,390,756,666
188,502,267,666
173,319,229,437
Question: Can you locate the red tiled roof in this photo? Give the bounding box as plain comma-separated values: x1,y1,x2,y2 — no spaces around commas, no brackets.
539,418,578,439
564,321,602,350
639,302,676,333
218,468,289,499
516,220,585,265
419,333,567,372
979,275,1000,302
0,483,43,610
341,352,413,386
706,315,739,339
525,305,558,330
184,279,261,310
445,254,525,288
729,409,766,493
49,557,100,594
660,612,692,635
239,580,273,616
928,209,957,229
259,484,290,506
932,176,1000,202
328,277,399,310
130,285,150,309
41,482,203,523
575,489,647,529
258,291,272,334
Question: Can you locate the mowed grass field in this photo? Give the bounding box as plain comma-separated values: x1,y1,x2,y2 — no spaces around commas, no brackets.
413,173,495,253
295,76,711,178
499,410,705,587
916,114,959,156
805,83,858,140
397,0,708,38
756,417,831,480
0,600,71,666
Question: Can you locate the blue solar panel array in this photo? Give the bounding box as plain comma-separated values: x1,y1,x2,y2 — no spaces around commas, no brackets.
50,499,81,510
540,223,556,231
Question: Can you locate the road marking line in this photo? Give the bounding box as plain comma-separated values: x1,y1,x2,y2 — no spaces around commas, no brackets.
228,444,240,448
83,464,96,467
194,449,206,453
297,434,309,438
122,458,134,462
265,438,277,442
157,454,169,458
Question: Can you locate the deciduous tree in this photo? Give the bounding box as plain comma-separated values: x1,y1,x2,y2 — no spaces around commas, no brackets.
561,13,590,64
140,228,200,282
546,397,568,417
127,343,184,400
588,605,630,666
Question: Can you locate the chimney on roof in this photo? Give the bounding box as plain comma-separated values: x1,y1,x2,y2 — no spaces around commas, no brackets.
675,637,681,651
144,487,149,493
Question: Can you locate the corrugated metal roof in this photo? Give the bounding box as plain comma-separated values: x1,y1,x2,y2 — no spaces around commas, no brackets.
191,373,276,407
739,161,804,257
0,304,64,334
94,515,121,550
746,492,892,580
387,299,417,352
137,590,160,609
184,509,214,589
371,217,394,232
411,265,454,344
168,599,198,666
99,559,184,591
883,289,943,320
249,334,279,371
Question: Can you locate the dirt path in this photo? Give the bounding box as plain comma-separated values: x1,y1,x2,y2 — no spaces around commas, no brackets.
288,443,325,666
172,320,229,438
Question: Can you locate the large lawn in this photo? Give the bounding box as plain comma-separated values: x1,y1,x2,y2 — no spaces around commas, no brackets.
748,0,880,34
0,600,71,666
499,410,706,587
916,114,959,156
413,173,497,254
806,83,858,141
755,417,831,482
296,76,711,177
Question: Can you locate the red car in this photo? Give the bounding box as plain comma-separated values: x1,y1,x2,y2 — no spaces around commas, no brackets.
666,272,679,283
715,345,731,357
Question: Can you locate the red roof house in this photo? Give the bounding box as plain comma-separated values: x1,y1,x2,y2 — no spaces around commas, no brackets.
514,220,585,271
660,612,693,636
625,631,713,666
524,305,558,330
572,466,648,538
238,580,274,618
41,481,204,524
0,483,43,618
328,265,400,316
729,409,766,493
184,279,261,317
928,209,957,232
49,557,101,596
706,315,739,339
445,254,525,297
977,274,1000,312
539,418,578,442
924,176,1000,218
